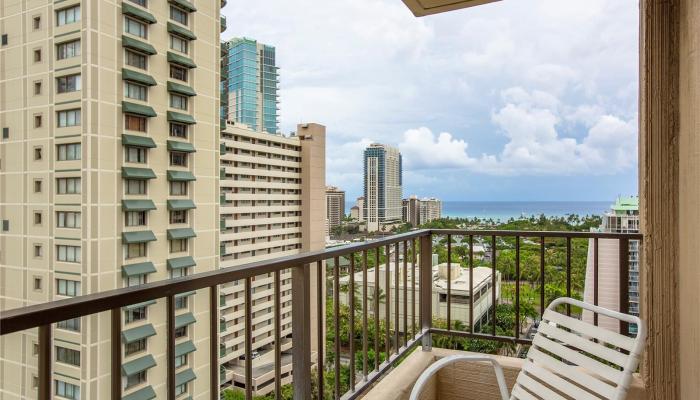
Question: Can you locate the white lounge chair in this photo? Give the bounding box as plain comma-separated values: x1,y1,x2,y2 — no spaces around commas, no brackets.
409,297,646,400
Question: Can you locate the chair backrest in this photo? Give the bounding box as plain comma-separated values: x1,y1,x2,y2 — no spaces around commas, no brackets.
511,297,645,400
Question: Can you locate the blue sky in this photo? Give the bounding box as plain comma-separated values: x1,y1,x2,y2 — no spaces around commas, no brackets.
222,0,639,201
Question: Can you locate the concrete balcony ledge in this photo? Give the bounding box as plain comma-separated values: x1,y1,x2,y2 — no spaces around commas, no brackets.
363,348,647,400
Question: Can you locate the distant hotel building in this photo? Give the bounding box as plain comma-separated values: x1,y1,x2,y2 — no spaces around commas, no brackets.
325,186,345,235
219,121,326,395
0,1,223,398
340,262,500,329
403,195,442,227
221,37,279,134
351,196,365,222
363,144,402,232
583,196,640,333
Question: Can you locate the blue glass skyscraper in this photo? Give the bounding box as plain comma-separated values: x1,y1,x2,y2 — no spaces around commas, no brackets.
222,37,279,133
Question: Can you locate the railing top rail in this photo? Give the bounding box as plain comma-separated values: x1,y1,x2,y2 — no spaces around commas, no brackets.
0,229,430,335
430,229,643,240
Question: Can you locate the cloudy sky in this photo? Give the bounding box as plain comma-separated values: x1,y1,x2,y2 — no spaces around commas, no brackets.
222,0,639,201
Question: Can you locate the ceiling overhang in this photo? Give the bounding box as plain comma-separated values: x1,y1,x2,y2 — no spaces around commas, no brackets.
401,0,500,17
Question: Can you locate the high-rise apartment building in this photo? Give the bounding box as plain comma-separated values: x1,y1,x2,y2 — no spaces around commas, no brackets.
325,186,345,235
583,196,640,333
221,37,279,134
363,144,402,232
218,121,325,396
402,195,442,227
0,1,222,399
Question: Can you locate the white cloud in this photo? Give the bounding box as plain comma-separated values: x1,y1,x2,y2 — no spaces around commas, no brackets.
398,127,476,169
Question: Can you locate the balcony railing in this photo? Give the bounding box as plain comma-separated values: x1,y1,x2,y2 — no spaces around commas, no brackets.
0,229,641,400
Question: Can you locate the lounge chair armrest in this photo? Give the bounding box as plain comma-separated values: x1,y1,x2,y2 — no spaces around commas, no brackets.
409,355,509,400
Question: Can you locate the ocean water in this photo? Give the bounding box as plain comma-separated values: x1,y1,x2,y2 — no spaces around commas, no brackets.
345,201,611,222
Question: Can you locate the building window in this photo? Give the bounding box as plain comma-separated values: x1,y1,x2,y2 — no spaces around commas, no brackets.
169,210,187,224
55,380,80,400
34,179,42,193
175,354,187,368
34,114,42,128
169,151,187,167
125,338,147,356
125,370,146,389
169,181,187,195
170,35,188,53
57,211,81,228
174,326,187,338
124,17,147,38
170,6,188,25
125,146,147,163
170,65,188,82
170,238,187,253
175,383,187,396
56,279,80,296
169,122,187,138
33,48,42,62
126,0,147,6
174,295,188,310
56,39,80,60
34,212,42,225
125,211,147,227
126,243,147,259
171,267,188,279
34,244,43,257
56,5,80,26
57,245,81,263
33,15,41,30
33,276,42,290
34,147,42,160
125,115,147,132
169,93,187,110
57,143,81,160
57,74,81,93
34,80,42,95
57,318,81,332
125,50,147,70
126,274,146,287
56,177,81,194
124,81,147,101
56,346,80,366
125,179,147,195
57,109,81,127
125,306,147,324
32,375,39,389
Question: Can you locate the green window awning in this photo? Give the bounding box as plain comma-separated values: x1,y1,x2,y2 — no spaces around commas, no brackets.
167,199,196,210
122,101,157,117
122,230,157,244
121,324,156,344
167,170,196,181
169,0,197,12
175,368,197,386
175,340,196,357
167,111,196,125
122,261,157,277
122,385,156,400
122,166,156,180
167,256,196,270
167,228,196,240
167,140,196,153
122,35,157,55
175,291,196,298
167,51,196,68
167,22,197,40
122,68,157,86
122,3,157,24
167,81,196,97
124,300,157,310
175,312,196,329
122,134,156,148
122,199,156,211
122,354,157,376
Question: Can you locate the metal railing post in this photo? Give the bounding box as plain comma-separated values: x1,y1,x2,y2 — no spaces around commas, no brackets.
292,264,311,398
419,233,433,351
618,238,630,335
